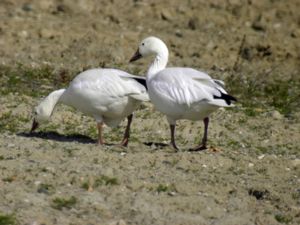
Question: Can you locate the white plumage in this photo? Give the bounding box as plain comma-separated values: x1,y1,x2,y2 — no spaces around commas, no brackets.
147,67,231,121
31,68,149,146
130,36,236,151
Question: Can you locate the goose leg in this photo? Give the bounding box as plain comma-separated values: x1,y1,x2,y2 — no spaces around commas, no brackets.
190,117,209,151
170,124,179,151
120,114,133,147
97,122,105,145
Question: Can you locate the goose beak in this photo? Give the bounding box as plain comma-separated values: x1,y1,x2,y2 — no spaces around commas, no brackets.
129,49,142,62
30,119,39,133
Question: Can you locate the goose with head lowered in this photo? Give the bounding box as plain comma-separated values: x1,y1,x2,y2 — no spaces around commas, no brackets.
130,36,236,151
30,68,149,146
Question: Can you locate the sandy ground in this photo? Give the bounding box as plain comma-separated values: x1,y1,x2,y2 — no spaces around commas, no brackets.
0,0,300,224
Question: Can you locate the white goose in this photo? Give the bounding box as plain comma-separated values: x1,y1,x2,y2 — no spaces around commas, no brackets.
130,36,236,151
30,68,149,146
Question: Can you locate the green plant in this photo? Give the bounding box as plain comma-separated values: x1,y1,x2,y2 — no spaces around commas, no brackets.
63,147,78,157
255,146,269,154
156,184,176,193
226,71,300,116
51,196,77,210
94,175,119,186
0,63,73,97
0,213,17,225
274,214,293,224
243,107,259,117
291,190,300,200
81,181,90,190
2,176,15,183
156,184,169,193
228,166,245,175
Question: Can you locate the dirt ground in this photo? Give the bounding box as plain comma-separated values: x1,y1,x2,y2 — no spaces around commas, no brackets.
0,0,300,224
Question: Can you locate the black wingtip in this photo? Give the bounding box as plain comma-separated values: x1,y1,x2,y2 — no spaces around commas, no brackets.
213,91,237,105
132,77,148,90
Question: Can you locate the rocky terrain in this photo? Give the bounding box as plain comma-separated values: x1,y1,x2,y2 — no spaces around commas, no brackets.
0,0,299,224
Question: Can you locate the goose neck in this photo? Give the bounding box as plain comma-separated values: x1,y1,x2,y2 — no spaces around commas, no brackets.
38,89,65,119
147,53,168,79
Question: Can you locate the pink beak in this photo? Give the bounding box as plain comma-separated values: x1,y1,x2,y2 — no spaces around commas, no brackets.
129,49,142,62
30,119,39,133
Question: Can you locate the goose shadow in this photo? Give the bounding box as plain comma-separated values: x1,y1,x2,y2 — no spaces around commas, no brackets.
18,131,96,144
143,142,169,149
18,131,171,148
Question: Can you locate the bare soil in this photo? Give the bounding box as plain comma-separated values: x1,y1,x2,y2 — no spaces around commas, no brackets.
0,0,300,225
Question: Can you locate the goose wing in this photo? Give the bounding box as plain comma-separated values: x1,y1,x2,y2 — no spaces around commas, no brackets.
69,68,148,102
151,67,235,107
117,72,149,101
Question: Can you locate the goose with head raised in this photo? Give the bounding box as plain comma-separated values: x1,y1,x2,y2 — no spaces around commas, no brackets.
31,68,149,146
130,36,236,151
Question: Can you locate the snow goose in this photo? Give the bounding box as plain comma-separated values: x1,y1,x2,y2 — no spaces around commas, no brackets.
129,36,236,151
30,68,149,146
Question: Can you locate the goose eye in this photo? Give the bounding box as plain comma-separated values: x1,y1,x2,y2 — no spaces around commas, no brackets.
142,43,145,46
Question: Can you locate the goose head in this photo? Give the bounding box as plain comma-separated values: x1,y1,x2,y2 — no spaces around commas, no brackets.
30,103,51,133
129,36,169,62
30,89,64,133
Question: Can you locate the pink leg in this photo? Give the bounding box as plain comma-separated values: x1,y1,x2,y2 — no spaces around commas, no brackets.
97,122,105,145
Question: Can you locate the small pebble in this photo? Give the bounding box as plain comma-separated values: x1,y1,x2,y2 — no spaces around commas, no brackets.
109,219,126,225
34,181,41,186
175,30,183,37
269,110,283,120
251,20,266,32
22,3,33,12
150,144,156,150
291,159,300,167
168,191,176,196
30,221,38,225
273,23,281,29
161,10,172,21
